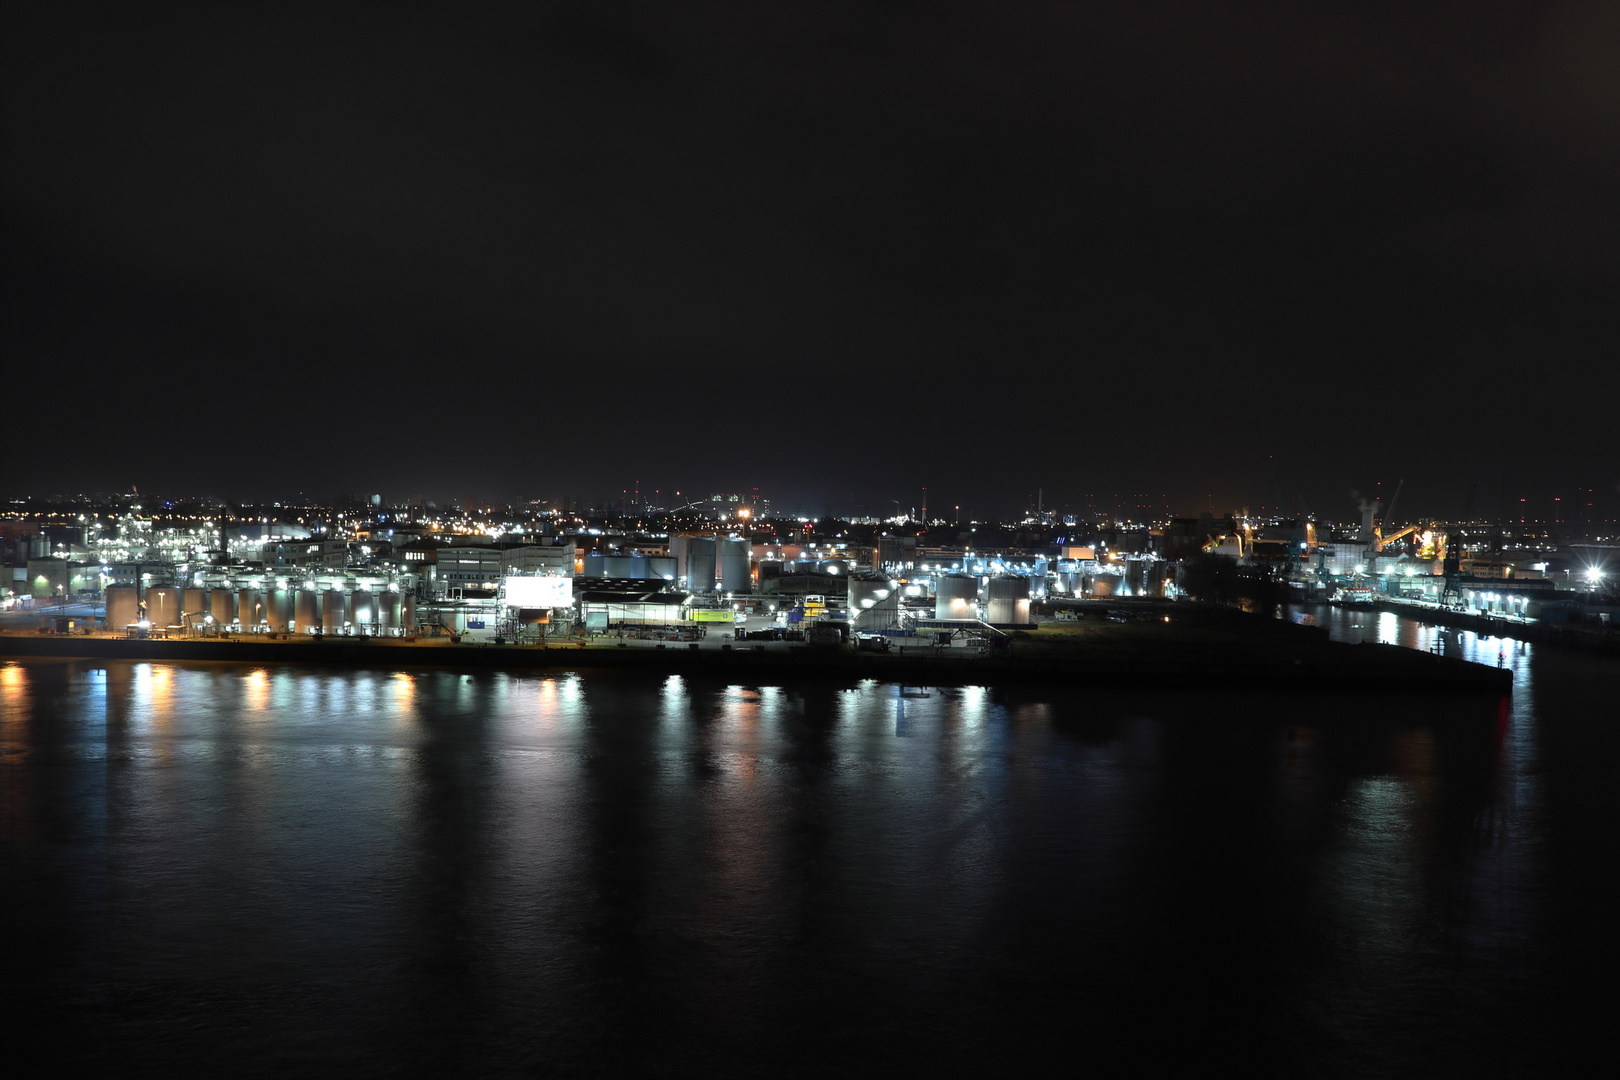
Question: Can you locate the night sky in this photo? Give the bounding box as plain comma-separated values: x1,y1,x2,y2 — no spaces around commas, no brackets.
5,3,1617,521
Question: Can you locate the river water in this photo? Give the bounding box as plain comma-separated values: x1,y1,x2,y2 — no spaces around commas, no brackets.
2,608,1613,1077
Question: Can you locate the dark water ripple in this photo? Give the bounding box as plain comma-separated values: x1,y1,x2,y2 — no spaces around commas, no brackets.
3,613,1614,1077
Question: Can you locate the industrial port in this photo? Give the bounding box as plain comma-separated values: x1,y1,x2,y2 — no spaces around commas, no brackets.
4,488,1613,678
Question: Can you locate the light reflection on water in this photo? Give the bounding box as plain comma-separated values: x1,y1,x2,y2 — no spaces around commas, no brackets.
0,645,1609,1076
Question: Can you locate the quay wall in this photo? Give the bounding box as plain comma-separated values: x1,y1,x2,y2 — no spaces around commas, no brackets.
0,632,1513,695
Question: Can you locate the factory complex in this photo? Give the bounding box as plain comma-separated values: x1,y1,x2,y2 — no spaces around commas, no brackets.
3,492,1616,648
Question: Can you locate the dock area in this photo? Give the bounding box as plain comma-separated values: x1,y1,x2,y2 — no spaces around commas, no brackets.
1,614,1514,695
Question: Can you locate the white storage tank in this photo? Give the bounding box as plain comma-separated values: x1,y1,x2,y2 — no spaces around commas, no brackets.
296,588,321,633
208,587,236,627
603,555,635,578
934,573,978,620
106,585,138,629
238,588,262,629
720,539,751,593
322,588,348,633
687,538,716,592
581,554,608,578
847,570,899,628
401,593,416,632
646,556,677,582
987,575,1031,625
377,591,398,633
350,589,375,632
265,588,292,632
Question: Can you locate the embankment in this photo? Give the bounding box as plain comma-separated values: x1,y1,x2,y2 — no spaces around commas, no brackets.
0,627,1513,694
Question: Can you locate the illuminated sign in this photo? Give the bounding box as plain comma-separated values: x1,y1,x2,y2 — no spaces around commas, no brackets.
503,577,573,608
688,609,735,622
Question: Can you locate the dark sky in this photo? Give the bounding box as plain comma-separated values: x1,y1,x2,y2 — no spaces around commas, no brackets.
5,2,1618,521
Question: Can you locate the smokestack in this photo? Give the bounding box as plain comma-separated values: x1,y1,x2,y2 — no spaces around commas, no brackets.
1357,498,1380,543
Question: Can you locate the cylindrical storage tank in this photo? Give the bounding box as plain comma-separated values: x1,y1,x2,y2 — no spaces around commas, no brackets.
208,587,236,627
237,588,262,629
848,570,900,628
646,556,677,582
581,554,608,578
400,593,416,632
106,585,138,629
350,589,375,632
720,539,751,593
1091,573,1122,598
144,586,181,627
143,585,181,628
987,575,1031,625
934,573,979,620
819,559,848,577
377,591,398,633
322,589,348,633
687,538,716,592
265,588,292,632
296,588,321,633
183,587,209,630
604,555,635,579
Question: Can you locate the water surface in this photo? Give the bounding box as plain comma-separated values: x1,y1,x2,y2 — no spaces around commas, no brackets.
3,622,1612,1076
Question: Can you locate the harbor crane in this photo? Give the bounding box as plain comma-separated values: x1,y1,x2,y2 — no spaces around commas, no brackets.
1364,478,1407,575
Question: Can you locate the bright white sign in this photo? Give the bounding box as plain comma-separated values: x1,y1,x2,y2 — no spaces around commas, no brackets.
503,577,573,608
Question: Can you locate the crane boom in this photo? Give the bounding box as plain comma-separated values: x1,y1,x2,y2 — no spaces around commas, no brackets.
1375,523,1421,551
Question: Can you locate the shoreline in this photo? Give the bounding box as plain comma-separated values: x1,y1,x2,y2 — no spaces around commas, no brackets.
1365,597,1620,656
0,627,1513,694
